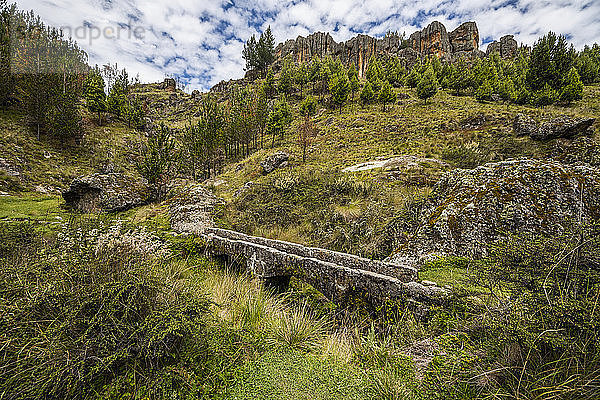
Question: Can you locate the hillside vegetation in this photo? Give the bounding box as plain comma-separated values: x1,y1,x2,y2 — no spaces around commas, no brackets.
1,2,600,398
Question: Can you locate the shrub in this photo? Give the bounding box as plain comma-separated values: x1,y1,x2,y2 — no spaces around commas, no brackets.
0,221,209,399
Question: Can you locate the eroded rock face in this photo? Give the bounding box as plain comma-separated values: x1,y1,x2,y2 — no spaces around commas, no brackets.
387,159,600,267
448,22,479,53
62,173,153,213
260,151,290,174
273,20,480,78
486,35,518,58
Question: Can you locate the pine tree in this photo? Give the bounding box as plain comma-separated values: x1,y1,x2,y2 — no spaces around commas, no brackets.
475,80,493,102
256,26,275,73
294,63,309,97
263,68,276,98
277,59,293,95
299,95,317,117
0,1,15,107
84,70,107,124
406,65,421,88
329,72,349,111
498,77,517,102
124,96,146,130
559,67,584,103
416,66,438,103
347,64,360,101
532,83,558,106
242,34,259,71
268,96,292,147
360,80,375,105
527,32,576,92
136,123,174,200
378,80,396,111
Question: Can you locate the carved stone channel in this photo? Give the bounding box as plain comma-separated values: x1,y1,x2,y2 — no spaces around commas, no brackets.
202,228,448,306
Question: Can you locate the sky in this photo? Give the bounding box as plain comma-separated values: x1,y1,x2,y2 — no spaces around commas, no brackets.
16,0,600,92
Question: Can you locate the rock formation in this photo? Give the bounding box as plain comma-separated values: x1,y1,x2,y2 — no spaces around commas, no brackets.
62,173,153,213
486,35,518,58
513,114,596,140
168,184,224,234
274,20,484,77
260,151,290,174
387,159,600,268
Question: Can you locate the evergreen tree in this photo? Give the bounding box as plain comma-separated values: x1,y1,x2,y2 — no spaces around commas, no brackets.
475,79,493,102
378,80,396,111
406,65,421,88
267,96,292,147
0,1,15,107
498,77,517,102
297,115,317,163
136,123,174,200
532,83,558,106
299,95,318,117
416,66,438,103
242,34,259,71
347,64,360,101
365,57,382,83
527,32,576,91
84,70,107,124
559,67,584,103
256,26,275,73
449,58,470,95
360,80,375,105
308,60,321,93
263,68,276,98
294,63,309,97
575,52,599,84
515,87,531,105
329,72,349,111
277,58,293,95
124,96,146,130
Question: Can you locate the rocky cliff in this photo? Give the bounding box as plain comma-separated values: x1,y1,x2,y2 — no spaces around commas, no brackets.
274,20,485,77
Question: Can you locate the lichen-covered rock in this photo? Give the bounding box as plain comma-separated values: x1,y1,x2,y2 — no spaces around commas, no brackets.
387,159,600,267
62,173,152,213
260,151,290,174
513,113,538,136
168,184,224,234
532,116,595,140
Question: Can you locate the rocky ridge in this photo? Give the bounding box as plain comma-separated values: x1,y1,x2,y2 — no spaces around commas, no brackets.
273,21,515,78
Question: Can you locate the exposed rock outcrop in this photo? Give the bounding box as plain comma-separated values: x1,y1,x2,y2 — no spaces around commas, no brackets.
533,116,596,140
513,114,596,140
62,173,153,213
387,159,600,268
168,184,224,234
261,151,290,174
274,21,482,77
486,35,518,58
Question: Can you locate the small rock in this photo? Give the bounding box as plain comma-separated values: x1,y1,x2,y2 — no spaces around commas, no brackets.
260,151,290,174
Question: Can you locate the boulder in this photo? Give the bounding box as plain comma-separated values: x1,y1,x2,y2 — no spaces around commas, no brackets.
260,151,290,174
532,116,595,140
513,113,538,136
62,173,153,213
387,159,600,268
168,184,224,234
161,78,176,91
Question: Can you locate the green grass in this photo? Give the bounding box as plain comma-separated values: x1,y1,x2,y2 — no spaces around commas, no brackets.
229,351,374,400
0,194,65,220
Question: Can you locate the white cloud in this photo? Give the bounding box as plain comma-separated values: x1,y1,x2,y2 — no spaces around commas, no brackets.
14,0,600,91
